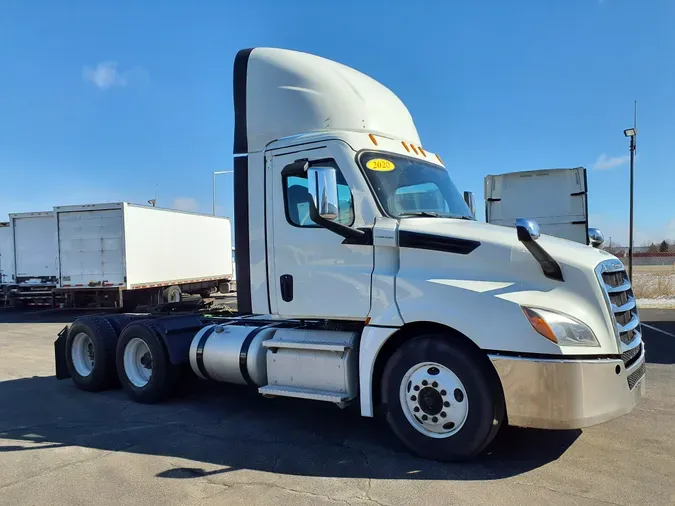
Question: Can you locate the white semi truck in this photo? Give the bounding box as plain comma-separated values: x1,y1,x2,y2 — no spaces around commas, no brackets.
54,47,645,461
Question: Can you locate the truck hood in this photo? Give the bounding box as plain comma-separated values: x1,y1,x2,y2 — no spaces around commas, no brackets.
393,218,623,355
398,217,615,271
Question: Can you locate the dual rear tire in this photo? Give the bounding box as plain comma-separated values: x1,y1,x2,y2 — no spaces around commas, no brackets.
64,316,178,403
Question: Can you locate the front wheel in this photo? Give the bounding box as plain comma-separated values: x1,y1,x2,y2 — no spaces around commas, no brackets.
381,335,504,461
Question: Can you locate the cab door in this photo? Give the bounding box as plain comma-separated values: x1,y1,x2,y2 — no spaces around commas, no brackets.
267,142,374,320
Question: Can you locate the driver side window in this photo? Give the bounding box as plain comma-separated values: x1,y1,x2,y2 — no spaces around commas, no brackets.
283,165,354,227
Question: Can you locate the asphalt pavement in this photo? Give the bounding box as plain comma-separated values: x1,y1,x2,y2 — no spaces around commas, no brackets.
0,307,673,505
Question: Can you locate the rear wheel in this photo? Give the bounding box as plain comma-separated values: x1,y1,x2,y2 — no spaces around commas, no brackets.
116,321,178,403
218,281,231,294
163,285,182,303
381,335,504,461
65,316,119,391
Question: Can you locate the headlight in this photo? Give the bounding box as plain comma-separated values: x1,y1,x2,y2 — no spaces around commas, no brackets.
521,307,599,347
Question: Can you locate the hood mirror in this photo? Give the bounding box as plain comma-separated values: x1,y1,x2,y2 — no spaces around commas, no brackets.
515,218,541,242
463,191,476,218
588,228,604,248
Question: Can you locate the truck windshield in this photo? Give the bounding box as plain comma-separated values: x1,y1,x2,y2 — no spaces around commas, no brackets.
358,151,473,220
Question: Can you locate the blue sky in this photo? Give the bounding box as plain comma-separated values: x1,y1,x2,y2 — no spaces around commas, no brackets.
1,0,673,245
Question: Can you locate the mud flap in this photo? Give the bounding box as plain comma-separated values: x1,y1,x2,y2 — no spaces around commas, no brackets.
54,325,71,380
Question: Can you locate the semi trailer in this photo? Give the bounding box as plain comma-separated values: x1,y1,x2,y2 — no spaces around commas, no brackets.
485,167,605,247
6,211,59,307
0,222,12,305
55,47,645,461
53,202,234,309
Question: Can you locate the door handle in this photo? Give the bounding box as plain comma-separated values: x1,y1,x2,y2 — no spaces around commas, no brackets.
280,274,293,302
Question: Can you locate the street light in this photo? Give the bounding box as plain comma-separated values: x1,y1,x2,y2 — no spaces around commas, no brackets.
624,127,637,280
212,170,233,215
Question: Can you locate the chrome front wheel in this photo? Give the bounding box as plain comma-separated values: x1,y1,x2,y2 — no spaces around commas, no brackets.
399,361,469,438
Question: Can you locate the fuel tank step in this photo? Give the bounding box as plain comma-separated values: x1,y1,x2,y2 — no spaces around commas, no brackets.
258,385,351,403
262,338,352,352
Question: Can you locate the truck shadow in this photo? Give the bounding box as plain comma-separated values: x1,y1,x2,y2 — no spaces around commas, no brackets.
0,376,580,481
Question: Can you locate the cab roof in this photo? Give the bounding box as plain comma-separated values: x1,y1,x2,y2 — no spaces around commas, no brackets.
233,48,421,155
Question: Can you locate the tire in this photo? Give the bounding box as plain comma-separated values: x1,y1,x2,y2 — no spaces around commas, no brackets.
200,289,212,299
65,316,119,392
381,335,505,461
218,281,231,294
116,320,178,403
163,286,182,303
103,314,133,336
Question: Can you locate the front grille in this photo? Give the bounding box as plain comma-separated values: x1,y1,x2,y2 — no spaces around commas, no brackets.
602,271,626,288
627,361,646,390
621,343,642,368
609,290,629,307
596,260,640,347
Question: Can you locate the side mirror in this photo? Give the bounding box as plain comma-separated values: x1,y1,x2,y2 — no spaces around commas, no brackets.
463,191,476,218
588,227,604,248
308,167,339,221
515,218,541,242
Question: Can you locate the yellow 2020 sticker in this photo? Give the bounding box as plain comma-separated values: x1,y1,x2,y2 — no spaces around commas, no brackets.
366,159,395,171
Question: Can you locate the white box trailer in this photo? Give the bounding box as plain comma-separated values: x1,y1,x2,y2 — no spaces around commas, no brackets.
0,222,13,285
5,211,58,306
0,222,13,304
54,203,233,308
485,167,589,244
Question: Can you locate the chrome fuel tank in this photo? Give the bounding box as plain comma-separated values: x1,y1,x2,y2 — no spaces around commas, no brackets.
189,323,280,385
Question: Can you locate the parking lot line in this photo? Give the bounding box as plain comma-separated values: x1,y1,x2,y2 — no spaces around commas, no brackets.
641,323,675,338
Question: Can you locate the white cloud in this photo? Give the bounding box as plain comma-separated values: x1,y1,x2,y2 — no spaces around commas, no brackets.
172,197,199,213
593,153,629,170
82,62,149,90
83,61,127,89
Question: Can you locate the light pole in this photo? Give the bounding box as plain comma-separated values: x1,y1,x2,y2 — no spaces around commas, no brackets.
624,127,636,280
212,170,233,215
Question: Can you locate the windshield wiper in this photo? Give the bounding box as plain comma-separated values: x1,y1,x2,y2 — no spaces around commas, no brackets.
399,211,443,218
399,211,474,220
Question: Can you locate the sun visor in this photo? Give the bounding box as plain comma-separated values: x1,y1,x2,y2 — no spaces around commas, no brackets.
233,47,421,155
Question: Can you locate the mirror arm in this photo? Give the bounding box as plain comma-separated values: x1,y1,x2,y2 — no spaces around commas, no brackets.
308,198,365,240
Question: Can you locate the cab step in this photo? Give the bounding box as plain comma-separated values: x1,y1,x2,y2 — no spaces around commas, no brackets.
258,385,350,403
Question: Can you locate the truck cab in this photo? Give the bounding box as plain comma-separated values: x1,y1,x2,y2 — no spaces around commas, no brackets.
56,47,645,461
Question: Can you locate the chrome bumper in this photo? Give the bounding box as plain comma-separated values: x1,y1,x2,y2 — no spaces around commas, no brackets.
489,348,646,430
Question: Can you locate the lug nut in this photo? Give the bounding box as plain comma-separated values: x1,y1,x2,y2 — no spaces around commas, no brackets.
422,380,428,386
414,406,420,413
411,395,417,401
444,401,450,407
432,416,438,423
432,381,438,388
440,412,447,418
440,389,447,396
422,415,428,421
414,385,420,391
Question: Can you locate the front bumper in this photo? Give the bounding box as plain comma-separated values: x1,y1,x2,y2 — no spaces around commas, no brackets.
489,347,646,430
